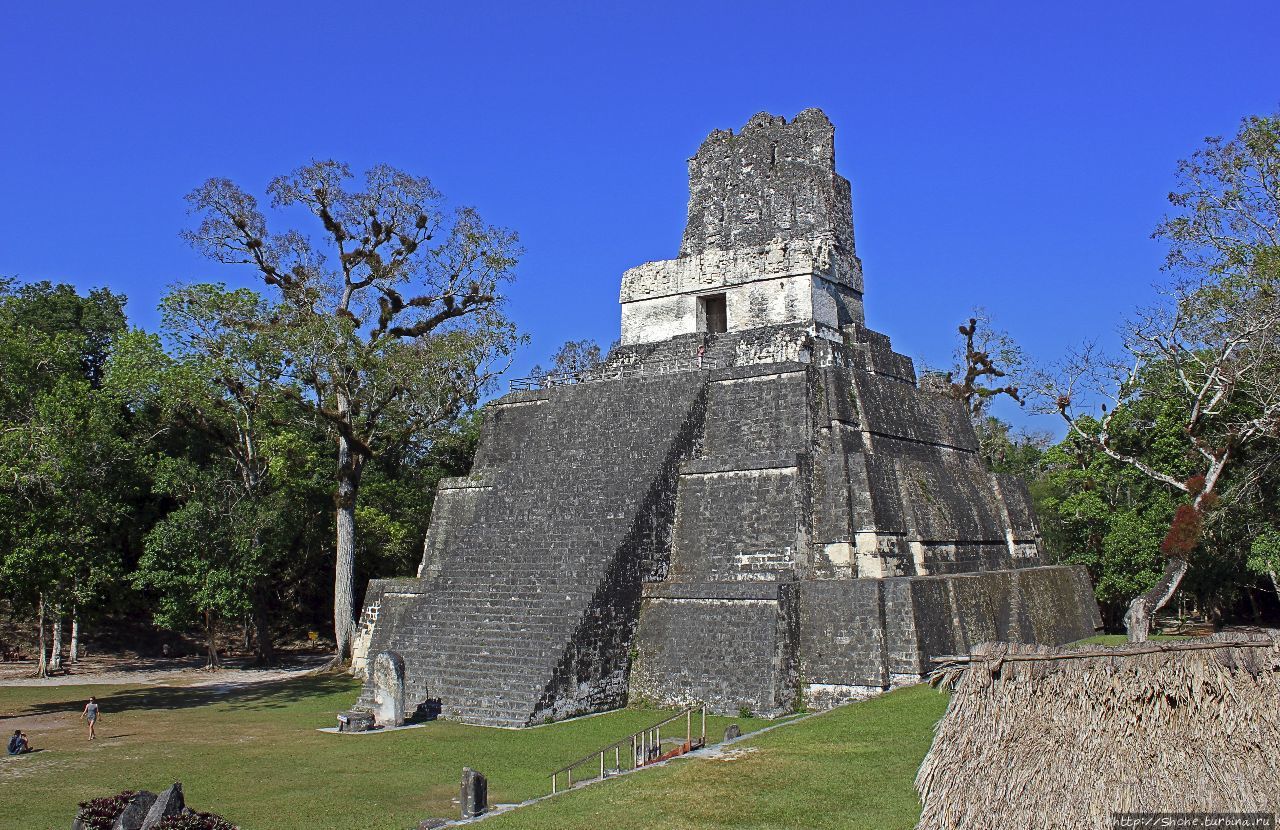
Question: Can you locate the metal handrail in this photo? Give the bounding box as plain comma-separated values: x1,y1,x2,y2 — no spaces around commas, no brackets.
549,706,706,794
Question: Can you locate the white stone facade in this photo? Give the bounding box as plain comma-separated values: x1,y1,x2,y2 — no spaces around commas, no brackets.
618,238,864,345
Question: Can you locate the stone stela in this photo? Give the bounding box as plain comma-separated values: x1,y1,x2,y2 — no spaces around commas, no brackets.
349,108,1102,728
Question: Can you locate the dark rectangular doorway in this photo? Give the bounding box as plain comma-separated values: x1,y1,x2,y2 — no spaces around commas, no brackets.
700,293,727,334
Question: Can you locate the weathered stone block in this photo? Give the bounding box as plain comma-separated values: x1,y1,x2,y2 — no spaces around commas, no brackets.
111,792,156,830
337,710,374,732
371,651,407,727
632,582,798,716
460,768,488,819
139,783,183,830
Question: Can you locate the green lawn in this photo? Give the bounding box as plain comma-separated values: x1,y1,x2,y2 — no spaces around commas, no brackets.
486,684,949,830
0,673,788,830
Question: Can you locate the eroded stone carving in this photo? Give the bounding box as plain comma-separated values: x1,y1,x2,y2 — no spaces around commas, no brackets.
371,651,407,727
460,768,488,819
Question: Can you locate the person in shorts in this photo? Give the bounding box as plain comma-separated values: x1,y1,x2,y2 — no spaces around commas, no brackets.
81,697,100,740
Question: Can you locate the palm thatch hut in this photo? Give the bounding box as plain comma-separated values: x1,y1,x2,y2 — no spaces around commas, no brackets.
916,632,1280,830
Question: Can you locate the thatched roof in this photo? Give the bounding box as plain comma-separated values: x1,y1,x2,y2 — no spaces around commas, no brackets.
916,632,1280,830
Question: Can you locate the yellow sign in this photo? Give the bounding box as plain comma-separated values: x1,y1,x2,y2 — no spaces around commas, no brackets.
307,631,319,641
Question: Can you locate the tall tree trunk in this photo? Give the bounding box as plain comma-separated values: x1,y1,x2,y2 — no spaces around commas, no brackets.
1124,556,1190,643
1270,571,1280,607
1245,586,1262,624
333,436,364,662
252,578,275,665
69,604,80,663
1124,485,1220,643
35,594,47,678
205,609,220,669
48,608,63,673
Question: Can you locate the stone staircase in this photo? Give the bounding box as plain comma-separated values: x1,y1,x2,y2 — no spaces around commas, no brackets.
363,371,709,727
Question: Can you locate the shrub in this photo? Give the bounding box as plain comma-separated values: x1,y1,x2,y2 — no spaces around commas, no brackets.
156,812,238,830
74,790,237,830
75,791,136,830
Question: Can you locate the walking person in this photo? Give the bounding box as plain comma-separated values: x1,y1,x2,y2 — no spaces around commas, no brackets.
81,696,100,740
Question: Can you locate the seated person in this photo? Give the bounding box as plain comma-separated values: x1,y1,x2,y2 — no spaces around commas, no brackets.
7,730,31,755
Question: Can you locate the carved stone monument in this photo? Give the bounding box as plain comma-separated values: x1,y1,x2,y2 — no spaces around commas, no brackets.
460,768,488,819
350,109,1102,727
370,651,407,727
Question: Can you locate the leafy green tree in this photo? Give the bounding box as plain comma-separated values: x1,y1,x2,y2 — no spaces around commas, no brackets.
112,283,324,662
0,281,131,675
1037,112,1280,641
135,456,260,668
181,162,524,658
1248,529,1280,600
1035,415,1182,628
530,339,605,384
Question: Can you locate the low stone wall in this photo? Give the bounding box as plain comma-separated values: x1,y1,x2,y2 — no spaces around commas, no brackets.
631,565,1101,716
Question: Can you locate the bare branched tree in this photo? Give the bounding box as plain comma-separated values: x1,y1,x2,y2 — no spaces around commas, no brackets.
943,309,1024,420
183,161,524,660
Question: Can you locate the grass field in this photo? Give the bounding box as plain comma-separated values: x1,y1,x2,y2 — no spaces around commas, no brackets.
486,683,950,830
0,673,801,830
0,674,949,830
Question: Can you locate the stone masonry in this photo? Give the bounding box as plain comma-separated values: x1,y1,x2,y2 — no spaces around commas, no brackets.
352,109,1102,727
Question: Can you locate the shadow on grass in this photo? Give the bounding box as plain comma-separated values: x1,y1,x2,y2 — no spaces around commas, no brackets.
5,674,358,720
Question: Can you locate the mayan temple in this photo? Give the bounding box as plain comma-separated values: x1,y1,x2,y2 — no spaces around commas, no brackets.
351,109,1102,728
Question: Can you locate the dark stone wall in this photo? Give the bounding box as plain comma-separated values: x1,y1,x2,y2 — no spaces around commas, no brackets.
798,580,888,687
632,582,799,716
357,324,1100,725
671,466,805,580
844,325,917,383
529,382,709,721
367,371,710,726
679,109,859,289
993,473,1040,538
700,369,809,459
795,565,1102,686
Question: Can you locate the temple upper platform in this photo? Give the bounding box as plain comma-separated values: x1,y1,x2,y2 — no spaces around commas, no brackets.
620,109,865,346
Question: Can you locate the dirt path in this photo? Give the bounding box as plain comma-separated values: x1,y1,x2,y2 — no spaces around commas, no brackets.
0,652,333,687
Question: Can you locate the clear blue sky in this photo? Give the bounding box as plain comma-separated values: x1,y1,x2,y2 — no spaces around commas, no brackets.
3,2,1277,432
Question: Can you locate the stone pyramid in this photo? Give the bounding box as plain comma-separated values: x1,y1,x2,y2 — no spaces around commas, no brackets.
352,109,1101,727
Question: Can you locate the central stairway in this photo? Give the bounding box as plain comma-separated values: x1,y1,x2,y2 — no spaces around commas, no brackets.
366,371,709,727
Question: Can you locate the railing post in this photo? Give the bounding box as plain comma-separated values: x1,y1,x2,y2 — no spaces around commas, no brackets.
552,773,557,795
687,709,691,747
600,750,605,779
701,706,706,744
567,767,572,787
